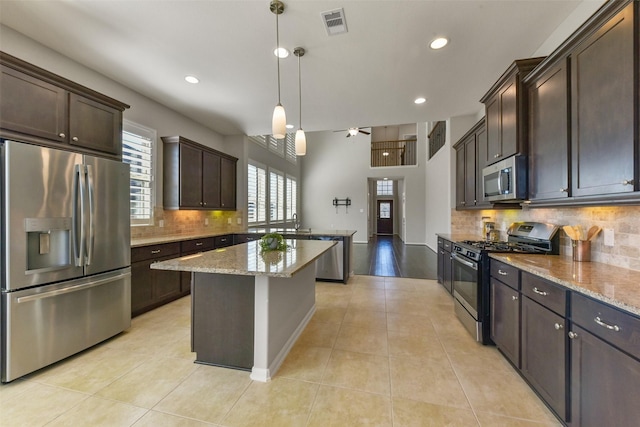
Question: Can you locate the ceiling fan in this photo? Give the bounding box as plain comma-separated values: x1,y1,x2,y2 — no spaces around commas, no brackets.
334,127,371,138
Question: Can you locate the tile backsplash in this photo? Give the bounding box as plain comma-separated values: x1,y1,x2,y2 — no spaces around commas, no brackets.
130,207,245,239
451,206,640,272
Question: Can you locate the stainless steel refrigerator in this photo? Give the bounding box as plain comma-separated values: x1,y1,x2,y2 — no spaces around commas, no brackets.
1,140,131,382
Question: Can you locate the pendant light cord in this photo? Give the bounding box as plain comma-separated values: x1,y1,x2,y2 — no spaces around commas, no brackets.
276,10,281,104
298,52,302,128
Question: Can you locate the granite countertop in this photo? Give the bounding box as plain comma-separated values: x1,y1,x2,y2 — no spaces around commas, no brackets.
150,239,336,278
490,253,640,317
437,233,485,242
247,228,357,237
132,229,357,248
131,231,234,248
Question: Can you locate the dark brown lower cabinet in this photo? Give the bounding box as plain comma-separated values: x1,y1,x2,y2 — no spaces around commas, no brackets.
490,278,520,367
521,296,567,421
569,325,640,426
131,242,182,317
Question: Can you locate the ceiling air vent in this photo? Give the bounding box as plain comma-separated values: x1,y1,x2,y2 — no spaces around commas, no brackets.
321,8,348,36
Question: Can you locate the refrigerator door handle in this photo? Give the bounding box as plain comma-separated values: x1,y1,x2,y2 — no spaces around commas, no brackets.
85,164,95,266
15,271,131,303
73,164,85,267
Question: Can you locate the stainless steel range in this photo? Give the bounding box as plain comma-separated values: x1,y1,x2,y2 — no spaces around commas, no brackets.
451,222,559,344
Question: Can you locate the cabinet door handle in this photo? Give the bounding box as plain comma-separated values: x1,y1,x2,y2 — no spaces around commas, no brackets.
151,249,161,254
195,242,203,246
554,323,563,330
220,238,227,242
494,153,500,159
533,287,548,296
622,179,634,186
72,136,79,141
511,295,518,301
560,188,568,193
59,133,66,138
203,202,207,206
498,269,508,276
568,331,578,339
594,316,621,332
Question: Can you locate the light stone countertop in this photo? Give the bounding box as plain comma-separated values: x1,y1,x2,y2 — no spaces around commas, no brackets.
131,231,233,248
437,233,485,242
490,253,640,317
150,239,336,278
132,229,357,248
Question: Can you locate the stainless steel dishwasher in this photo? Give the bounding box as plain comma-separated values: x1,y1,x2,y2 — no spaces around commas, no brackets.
310,236,343,281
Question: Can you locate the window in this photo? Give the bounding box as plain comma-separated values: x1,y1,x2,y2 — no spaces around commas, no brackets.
249,134,297,164
122,120,156,226
248,162,267,224
286,176,297,220
284,133,297,164
270,169,285,222
377,179,393,196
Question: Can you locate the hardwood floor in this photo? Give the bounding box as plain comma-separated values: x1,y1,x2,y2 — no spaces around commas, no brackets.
352,235,437,279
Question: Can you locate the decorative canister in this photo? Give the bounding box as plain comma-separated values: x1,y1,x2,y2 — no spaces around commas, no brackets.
572,240,591,262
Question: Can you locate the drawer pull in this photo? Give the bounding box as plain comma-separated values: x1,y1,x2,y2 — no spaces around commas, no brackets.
512,295,518,301
594,316,621,332
221,238,227,242
151,249,161,254
498,269,508,276
195,242,203,246
533,287,548,296
554,323,563,330
568,331,578,339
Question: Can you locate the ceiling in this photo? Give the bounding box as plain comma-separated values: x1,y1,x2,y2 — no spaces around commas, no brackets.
0,1,595,137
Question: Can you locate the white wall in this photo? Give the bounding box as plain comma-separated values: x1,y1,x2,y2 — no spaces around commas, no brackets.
302,130,426,245
0,25,232,210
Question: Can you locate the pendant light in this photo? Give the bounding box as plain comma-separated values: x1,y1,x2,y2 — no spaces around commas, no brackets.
270,0,286,140
293,47,306,156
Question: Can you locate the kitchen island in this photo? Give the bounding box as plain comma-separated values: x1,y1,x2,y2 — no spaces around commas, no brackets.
150,239,335,382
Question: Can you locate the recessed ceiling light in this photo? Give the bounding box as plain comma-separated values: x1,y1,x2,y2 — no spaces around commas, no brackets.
274,47,289,58
286,124,294,129
414,97,426,104
429,37,448,50
184,75,199,84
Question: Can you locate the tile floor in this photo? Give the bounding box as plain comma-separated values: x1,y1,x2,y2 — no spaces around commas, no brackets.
0,276,561,426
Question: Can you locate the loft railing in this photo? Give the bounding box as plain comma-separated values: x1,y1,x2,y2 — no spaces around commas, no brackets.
428,121,446,159
371,138,417,167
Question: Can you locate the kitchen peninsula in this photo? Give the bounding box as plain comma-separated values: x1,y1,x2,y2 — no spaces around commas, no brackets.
150,239,335,382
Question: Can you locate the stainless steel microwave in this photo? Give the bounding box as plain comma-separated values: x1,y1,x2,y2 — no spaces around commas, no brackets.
482,155,527,202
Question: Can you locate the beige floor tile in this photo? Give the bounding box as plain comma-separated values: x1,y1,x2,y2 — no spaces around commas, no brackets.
307,385,393,426
0,379,37,404
387,328,442,360
392,397,480,427
321,349,391,395
313,306,347,324
385,297,433,317
390,355,471,409
277,345,332,382
133,410,217,426
475,411,562,426
0,383,88,426
334,324,389,356
296,317,341,348
28,346,146,394
221,377,318,427
46,395,147,426
342,307,387,330
153,365,251,424
348,288,387,311
96,356,199,408
386,312,432,332
455,366,559,423
350,275,386,289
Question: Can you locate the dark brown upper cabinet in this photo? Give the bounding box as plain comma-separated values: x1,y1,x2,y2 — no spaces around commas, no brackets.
454,118,490,210
570,2,635,198
480,58,545,166
0,52,129,159
527,59,571,201
162,135,237,210
523,0,638,206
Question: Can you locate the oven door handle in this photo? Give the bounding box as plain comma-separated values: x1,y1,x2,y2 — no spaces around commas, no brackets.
452,253,478,270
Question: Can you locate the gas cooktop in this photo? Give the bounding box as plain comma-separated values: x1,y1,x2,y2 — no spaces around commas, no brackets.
458,240,547,254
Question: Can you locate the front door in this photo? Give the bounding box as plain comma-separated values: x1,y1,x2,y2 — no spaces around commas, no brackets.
376,200,393,235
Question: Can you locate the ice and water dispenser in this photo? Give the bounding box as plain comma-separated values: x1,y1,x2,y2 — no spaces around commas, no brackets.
25,217,72,272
